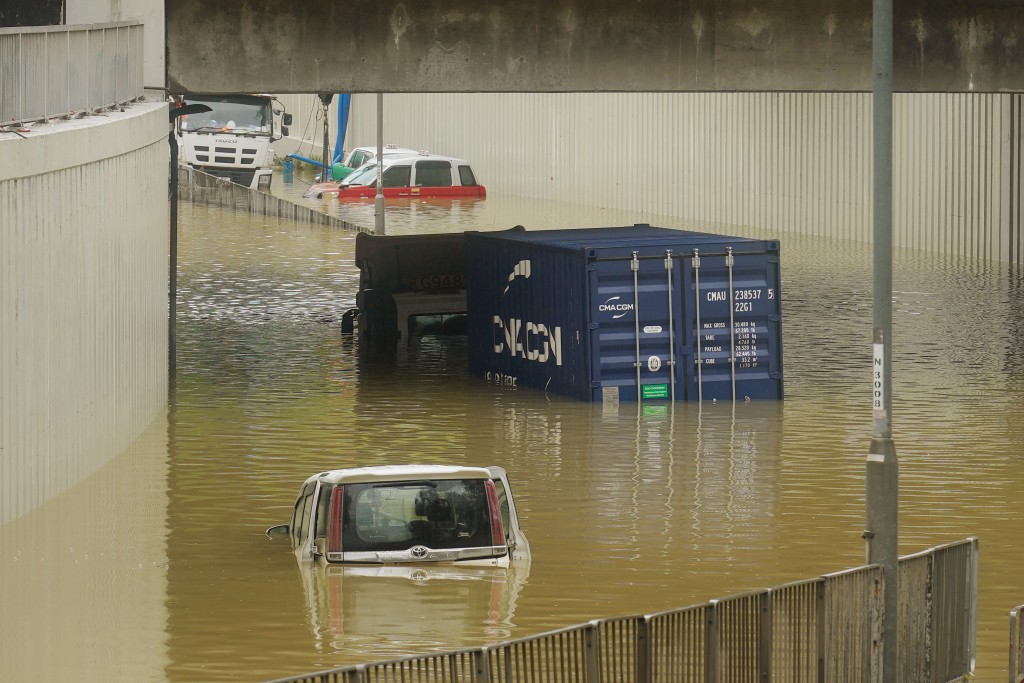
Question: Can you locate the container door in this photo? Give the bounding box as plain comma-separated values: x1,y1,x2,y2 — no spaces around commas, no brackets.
588,251,681,402
678,247,783,401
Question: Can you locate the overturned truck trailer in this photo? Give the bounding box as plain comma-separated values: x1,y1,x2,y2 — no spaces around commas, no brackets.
354,225,783,402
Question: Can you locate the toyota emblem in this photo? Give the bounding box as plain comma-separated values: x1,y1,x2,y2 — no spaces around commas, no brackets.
410,545,428,559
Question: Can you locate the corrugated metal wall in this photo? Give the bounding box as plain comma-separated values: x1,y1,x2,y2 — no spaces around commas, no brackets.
340,92,1021,262
0,105,169,525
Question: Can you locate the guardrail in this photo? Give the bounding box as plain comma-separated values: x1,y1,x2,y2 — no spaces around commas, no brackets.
900,538,978,682
1012,604,1024,683
0,22,144,127
265,538,977,683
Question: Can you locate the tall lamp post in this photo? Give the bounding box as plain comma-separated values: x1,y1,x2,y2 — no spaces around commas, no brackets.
867,0,899,679
375,92,385,235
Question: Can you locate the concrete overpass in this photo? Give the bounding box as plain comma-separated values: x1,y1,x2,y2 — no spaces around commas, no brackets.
167,0,1024,95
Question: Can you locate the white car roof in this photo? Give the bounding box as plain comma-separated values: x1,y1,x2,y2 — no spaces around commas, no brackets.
311,464,493,485
351,145,419,157
378,153,471,168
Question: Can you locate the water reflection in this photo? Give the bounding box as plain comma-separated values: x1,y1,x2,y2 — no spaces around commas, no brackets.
297,563,530,656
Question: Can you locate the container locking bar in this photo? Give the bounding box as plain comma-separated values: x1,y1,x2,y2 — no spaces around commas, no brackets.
665,250,676,401
632,251,642,404
693,249,703,402
727,247,736,402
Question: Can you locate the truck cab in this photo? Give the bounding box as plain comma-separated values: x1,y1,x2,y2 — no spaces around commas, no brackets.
173,93,292,190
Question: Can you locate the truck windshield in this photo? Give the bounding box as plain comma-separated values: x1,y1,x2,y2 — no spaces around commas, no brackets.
339,479,494,552
178,95,272,134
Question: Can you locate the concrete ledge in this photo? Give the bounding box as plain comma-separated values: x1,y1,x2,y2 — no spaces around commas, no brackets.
0,99,168,182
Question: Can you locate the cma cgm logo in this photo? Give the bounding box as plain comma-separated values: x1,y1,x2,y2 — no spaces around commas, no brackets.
599,296,633,319
493,259,563,366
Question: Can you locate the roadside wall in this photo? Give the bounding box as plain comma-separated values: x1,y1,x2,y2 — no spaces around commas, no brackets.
341,92,1024,262
0,100,170,525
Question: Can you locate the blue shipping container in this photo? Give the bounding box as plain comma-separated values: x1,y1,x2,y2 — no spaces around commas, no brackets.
466,225,783,402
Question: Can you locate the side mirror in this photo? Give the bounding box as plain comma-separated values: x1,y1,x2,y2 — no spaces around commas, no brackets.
283,113,293,126
281,126,290,138
266,523,290,538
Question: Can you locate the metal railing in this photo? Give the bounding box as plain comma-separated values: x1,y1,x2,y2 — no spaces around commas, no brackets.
1012,604,1024,683
0,22,144,127
899,538,979,682
265,538,977,683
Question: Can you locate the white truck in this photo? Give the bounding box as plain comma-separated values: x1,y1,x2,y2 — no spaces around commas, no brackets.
173,93,292,190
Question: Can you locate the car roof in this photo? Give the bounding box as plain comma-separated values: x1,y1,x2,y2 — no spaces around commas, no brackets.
352,145,419,157
310,464,493,485
379,153,471,168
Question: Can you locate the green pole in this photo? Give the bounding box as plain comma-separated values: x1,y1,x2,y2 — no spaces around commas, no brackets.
867,0,898,679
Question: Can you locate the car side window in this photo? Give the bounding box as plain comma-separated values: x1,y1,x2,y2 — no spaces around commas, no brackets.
314,484,333,540
382,165,411,188
414,161,453,187
458,165,477,187
492,479,513,543
291,482,316,544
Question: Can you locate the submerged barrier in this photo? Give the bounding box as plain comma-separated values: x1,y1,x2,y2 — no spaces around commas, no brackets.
265,537,977,683
177,165,368,233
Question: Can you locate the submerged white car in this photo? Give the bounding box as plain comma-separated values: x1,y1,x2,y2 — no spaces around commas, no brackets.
268,465,530,567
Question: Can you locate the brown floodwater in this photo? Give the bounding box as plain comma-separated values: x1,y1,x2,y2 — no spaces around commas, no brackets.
1,178,1022,682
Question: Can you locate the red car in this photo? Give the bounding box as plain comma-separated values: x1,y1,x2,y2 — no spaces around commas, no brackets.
304,152,486,200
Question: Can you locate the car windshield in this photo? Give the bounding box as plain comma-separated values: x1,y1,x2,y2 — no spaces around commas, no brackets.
337,479,494,552
344,164,379,186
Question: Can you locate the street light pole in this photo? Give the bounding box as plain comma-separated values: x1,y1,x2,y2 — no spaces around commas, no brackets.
375,92,385,235
867,0,899,679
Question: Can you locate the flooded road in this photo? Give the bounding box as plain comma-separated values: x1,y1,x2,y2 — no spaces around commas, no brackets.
2,179,1023,682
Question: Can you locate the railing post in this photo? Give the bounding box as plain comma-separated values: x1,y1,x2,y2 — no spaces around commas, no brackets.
635,616,652,683
474,646,491,683
759,590,772,681
1011,605,1023,683
869,568,885,683
816,580,826,683
585,621,602,683
705,601,720,683
967,538,979,675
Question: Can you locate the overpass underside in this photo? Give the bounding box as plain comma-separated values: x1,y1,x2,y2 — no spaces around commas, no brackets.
167,0,1024,95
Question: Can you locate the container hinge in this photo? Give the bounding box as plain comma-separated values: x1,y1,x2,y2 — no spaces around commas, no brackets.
693,248,703,402
726,246,736,403
587,322,599,330
632,250,642,404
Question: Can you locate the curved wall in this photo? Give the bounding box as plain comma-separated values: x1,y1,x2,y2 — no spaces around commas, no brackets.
0,100,170,525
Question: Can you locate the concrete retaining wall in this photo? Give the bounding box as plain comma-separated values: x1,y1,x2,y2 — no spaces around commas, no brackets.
178,166,368,232
0,100,170,525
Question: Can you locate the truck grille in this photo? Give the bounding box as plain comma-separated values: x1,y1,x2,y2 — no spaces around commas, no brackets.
198,167,257,187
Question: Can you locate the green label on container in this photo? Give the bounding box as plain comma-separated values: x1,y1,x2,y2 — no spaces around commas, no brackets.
641,383,670,399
